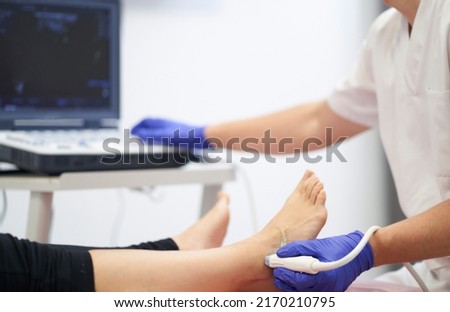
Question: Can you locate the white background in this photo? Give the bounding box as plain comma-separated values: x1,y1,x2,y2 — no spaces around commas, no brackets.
0,0,400,279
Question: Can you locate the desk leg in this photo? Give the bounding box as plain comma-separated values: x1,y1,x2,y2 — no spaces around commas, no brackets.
200,184,222,217
26,192,53,243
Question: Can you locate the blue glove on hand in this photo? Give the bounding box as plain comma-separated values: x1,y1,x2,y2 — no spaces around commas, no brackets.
273,231,374,292
131,118,209,149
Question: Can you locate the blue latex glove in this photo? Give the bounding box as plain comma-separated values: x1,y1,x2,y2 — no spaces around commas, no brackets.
131,118,209,149
273,231,374,292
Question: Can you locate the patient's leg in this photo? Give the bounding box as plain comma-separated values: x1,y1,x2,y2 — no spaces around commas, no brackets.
90,171,327,291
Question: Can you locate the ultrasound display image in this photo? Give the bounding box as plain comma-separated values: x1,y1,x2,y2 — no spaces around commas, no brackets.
0,3,112,111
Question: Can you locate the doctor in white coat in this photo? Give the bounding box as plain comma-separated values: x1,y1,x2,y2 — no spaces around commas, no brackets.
132,0,450,291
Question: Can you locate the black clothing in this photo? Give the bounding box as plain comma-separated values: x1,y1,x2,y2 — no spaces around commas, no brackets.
0,233,178,291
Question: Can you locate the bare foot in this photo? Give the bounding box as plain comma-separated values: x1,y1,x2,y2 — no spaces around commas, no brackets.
238,170,327,290
262,170,327,248
173,192,230,250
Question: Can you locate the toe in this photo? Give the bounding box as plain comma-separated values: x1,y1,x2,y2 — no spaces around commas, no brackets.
305,175,319,198
216,192,230,206
316,189,327,205
217,191,228,199
298,170,314,193
310,182,323,204
303,170,314,179
297,170,316,193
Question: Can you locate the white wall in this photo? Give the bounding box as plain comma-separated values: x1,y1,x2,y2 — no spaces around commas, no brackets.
0,0,394,278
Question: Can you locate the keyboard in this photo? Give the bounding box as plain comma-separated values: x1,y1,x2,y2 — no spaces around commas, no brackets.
3,129,128,152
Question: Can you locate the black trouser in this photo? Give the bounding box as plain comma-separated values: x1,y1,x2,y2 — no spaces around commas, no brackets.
0,233,178,292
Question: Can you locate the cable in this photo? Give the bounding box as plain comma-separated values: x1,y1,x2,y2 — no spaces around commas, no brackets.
0,189,7,226
312,226,381,272
266,225,430,292
232,163,259,234
403,262,430,292
109,189,127,246
0,161,8,225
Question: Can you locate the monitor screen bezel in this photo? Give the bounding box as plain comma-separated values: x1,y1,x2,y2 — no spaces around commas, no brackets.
0,0,120,129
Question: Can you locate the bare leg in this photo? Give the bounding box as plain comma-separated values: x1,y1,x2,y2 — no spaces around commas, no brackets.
173,192,230,250
90,171,327,291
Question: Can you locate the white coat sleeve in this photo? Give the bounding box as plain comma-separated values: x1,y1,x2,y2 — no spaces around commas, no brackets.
327,32,378,128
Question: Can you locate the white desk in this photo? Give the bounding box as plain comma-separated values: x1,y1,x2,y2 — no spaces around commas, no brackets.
0,163,236,243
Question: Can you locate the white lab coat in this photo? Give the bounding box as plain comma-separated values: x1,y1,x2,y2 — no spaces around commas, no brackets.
328,0,450,291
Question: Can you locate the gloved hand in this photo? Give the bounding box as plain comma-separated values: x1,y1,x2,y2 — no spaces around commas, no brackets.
273,231,374,292
131,118,209,149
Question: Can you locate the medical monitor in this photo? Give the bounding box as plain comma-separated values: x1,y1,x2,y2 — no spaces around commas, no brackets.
0,0,120,129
